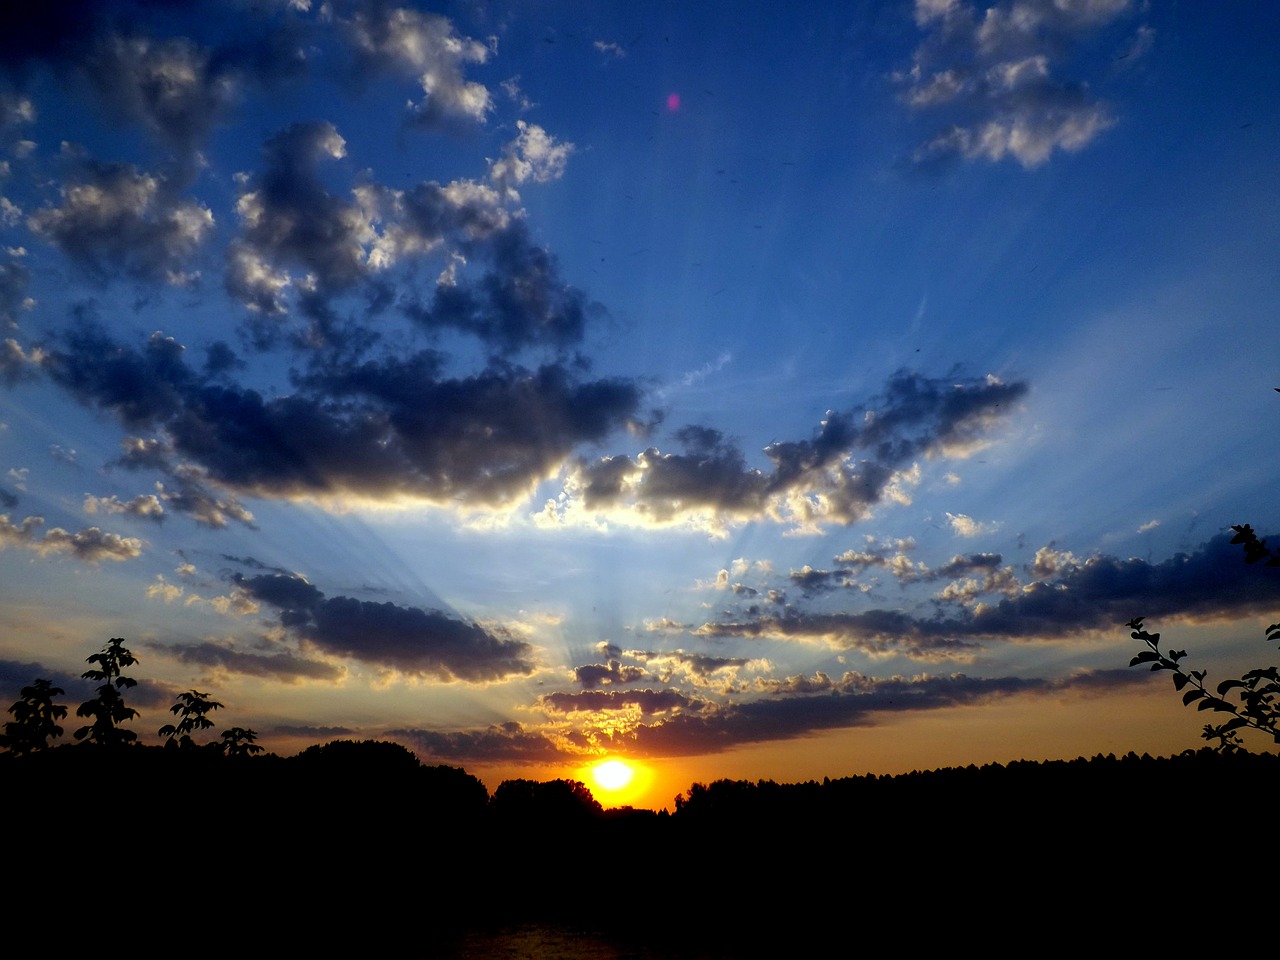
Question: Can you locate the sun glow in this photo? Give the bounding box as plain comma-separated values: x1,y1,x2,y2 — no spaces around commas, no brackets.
592,759,634,792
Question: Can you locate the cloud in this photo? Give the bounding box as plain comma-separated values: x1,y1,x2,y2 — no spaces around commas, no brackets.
696,609,981,662
82,34,241,154
627,649,770,687
28,158,213,284
538,688,703,716
84,492,166,523
393,667,1146,764
946,512,995,537
391,721,570,764
607,668,1147,758
399,218,601,354
225,121,599,355
340,1,493,128
897,0,1139,168
0,513,143,562
43,321,642,511
593,41,626,60
550,370,1027,534
489,121,575,192
163,639,344,683
705,533,1280,655
227,121,372,306
0,337,42,384
573,659,647,688
0,1,308,155
235,571,536,682
155,466,257,529
145,575,183,602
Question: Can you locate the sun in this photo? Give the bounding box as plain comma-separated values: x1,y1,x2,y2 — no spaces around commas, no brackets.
591,759,635,792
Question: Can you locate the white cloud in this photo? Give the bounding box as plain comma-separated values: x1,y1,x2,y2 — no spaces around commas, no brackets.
899,0,1137,168
146,575,184,603
490,121,575,193
0,514,144,562
946,512,996,537
344,5,493,126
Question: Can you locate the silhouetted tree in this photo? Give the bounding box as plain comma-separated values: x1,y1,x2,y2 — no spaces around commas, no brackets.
74,638,139,746
0,679,68,754
219,726,262,757
158,690,223,748
491,778,603,822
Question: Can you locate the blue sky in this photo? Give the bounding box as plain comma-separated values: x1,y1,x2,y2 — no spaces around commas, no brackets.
1,0,1278,807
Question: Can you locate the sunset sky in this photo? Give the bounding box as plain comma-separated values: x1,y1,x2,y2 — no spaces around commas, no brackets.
1,0,1278,809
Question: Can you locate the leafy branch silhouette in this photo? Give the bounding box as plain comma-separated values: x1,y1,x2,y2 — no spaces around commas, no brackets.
1127,524,1280,753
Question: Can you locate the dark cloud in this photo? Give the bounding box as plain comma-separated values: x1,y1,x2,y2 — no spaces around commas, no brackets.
0,658,88,701
401,220,598,353
538,688,702,715
163,640,343,683
0,2,308,154
235,572,536,682
936,553,1003,578
614,669,1148,758
702,534,1280,654
697,609,980,661
234,572,324,612
83,34,242,154
228,121,370,308
43,321,643,509
390,721,570,764
28,159,213,284
0,654,171,713
220,553,291,575
573,659,646,689
958,533,1280,638
203,341,243,377
567,371,1027,530
788,566,848,594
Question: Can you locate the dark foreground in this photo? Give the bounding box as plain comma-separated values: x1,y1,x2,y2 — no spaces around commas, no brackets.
3,743,1273,955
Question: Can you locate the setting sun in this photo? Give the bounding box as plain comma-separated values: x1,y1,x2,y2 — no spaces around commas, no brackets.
591,759,634,792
